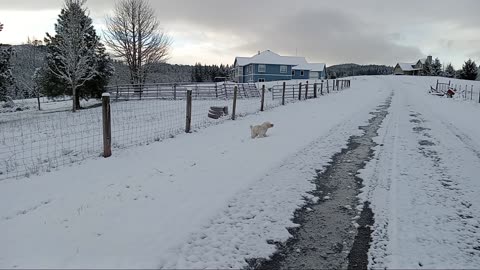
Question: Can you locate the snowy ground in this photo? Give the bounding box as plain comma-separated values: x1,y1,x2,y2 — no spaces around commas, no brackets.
0,96,277,180
358,76,480,269
1,75,479,268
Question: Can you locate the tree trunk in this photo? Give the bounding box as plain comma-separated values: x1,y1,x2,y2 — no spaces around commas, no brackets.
37,94,41,111
75,90,81,110
72,86,77,112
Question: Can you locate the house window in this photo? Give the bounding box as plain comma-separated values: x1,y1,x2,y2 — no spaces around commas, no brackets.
248,65,253,74
280,65,287,73
258,64,266,73
258,78,265,82
301,70,304,76
237,67,243,76
292,70,296,76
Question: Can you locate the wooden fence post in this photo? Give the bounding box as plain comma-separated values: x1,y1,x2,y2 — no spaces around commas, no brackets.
185,90,192,133
314,83,317,98
298,82,302,100
173,84,177,100
436,79,439,91
232,86,238,120
261,85,265,111
320,82,324,95
102,93,112,158
282,82,286,105
215,83,218,98
471,85,473,100
305,81,309,100
327,80,330,93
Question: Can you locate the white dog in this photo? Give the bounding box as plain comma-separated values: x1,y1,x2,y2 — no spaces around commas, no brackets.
250,121,274,139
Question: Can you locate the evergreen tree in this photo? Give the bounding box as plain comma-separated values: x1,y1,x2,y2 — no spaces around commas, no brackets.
43,0,112,111
421,59,433,76
444,63,455,78
460,59,478,80
431,58,442,76
0,46,15,102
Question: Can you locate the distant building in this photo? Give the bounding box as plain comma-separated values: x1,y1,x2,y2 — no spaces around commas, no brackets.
394,56,432,75
233,50,326,83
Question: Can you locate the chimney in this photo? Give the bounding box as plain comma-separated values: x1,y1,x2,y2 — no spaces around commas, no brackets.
427,55,432,63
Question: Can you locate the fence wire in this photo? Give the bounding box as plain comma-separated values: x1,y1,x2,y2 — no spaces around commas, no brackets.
0,108,103,180
0,80,352,181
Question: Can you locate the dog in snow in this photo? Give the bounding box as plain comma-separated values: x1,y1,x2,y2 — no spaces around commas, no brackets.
250,121,274,139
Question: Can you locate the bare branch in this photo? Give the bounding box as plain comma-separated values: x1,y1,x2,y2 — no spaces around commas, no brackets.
104,0,172,84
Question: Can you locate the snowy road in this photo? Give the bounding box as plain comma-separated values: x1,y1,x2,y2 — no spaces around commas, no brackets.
1,76,479,268
360,77,480,268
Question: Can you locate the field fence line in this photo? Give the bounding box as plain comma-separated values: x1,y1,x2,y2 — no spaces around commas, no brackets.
0,80,351,181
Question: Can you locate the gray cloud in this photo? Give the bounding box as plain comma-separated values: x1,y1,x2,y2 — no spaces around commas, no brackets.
2,0,480,65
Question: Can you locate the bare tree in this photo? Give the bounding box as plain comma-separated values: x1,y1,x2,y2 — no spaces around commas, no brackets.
104,0,172,85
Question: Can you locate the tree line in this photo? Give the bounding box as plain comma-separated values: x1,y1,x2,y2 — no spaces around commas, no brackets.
327,64,394,78
0,0,172,111
420,57,478,80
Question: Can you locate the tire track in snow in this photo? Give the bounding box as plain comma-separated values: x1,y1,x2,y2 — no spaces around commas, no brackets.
247,94,393,270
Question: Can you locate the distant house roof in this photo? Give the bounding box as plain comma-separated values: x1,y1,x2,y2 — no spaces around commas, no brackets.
417,58,427,64
235,50,308,66
397,62,421,71
293,63,326,71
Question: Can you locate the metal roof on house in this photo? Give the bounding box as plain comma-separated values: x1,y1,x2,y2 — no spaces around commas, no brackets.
397,62,421,71
235,50,308,66
292,63,326,71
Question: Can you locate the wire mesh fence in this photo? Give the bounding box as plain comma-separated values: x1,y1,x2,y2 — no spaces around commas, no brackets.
0,80,351,181
0,107,103,179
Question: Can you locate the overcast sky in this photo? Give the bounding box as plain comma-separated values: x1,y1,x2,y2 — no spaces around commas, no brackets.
1,0,479,68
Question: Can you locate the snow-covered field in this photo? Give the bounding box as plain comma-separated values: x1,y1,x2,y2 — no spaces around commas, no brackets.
0,96,279,180
1,75,479,268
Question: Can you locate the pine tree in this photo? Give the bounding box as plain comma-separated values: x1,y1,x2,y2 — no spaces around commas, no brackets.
0,46,15,102
459,59,478,80
431,58,442,76
444,63,455,78
43,0,112,111
421,59,433,76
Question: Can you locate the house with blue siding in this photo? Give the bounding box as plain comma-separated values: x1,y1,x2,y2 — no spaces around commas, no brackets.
233,50,326,83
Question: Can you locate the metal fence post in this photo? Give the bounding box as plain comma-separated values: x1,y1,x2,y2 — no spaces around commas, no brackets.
320,82,323,95
314,83,317,98
232,86,238,120
282,82,286,105
261,85,266,111
102,93,112,158
185,90,192,133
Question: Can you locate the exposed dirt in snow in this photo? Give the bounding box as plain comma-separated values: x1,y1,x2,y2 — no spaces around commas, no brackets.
247,94,392,270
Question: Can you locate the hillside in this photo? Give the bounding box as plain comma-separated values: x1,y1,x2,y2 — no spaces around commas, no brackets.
327,63,393,78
